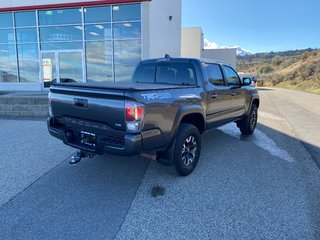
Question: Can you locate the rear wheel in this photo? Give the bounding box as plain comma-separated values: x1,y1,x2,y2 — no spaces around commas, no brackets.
237,104,258,135
174,123,201,176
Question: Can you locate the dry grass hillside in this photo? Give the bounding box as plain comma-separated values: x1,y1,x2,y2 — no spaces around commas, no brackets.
237,49,320,93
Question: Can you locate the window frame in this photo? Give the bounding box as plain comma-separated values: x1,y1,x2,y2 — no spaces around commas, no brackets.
222,65,241,86
204,63,226,86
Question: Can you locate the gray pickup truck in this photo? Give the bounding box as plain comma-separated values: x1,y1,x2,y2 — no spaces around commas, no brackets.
48,56,259,176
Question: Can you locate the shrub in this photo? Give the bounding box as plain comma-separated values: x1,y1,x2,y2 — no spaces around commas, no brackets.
272,56,283,66
259,64,274,74
302,51,311,61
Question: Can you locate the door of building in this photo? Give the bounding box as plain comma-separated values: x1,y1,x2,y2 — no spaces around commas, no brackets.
41,50,84,88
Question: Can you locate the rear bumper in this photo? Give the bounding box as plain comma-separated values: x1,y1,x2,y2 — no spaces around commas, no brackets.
47,117,164,156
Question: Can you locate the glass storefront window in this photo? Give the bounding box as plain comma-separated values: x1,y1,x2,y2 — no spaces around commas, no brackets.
112,4,141,22
114,40,141,82
17,44,39,82
0,44,18,82
0,13,13,28
40,26,83,42
15,11,36,27
16,28,37,43
41,42,83,50
85,24,111,41
0,3,142,85
59,52,83,83
113,22,141,39
0,29,15,44
86,41,113,82
84,6,111,23
39,9,81,26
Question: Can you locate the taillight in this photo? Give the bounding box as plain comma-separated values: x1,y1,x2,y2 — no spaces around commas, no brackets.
125,102,143,121
125,101,144,132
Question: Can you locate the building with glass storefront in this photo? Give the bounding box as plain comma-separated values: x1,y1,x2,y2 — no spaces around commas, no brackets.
0,0,181,91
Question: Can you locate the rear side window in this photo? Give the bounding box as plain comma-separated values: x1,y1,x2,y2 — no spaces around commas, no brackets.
222,65,241,85
133,62,197,85
205,64,224,86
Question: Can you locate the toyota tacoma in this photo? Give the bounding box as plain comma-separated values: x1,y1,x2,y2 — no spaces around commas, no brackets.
48,56,259,176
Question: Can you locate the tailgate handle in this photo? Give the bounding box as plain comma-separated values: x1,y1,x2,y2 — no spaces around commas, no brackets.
74,98,88,108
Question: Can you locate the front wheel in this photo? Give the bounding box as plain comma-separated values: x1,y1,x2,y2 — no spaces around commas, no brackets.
237,104,258,135
174,123,201,176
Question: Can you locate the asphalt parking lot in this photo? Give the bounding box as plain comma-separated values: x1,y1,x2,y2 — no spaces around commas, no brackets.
1,88,320,240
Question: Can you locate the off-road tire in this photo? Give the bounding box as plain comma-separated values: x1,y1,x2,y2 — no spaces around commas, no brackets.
174,123,201,176
237,104,258,135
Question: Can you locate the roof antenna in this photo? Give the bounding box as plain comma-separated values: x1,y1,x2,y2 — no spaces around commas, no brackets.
165,54,171,58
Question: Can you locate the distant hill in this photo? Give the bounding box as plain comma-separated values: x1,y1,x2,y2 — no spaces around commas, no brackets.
237,48,320,93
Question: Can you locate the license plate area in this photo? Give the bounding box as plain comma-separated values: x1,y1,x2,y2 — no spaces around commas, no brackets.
81,131,96,147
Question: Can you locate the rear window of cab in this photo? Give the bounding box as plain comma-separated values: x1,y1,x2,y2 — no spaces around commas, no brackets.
133,62,197,85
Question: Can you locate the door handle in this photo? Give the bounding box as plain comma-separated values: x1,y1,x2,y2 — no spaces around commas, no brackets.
211,94,218,99
231,92,237,96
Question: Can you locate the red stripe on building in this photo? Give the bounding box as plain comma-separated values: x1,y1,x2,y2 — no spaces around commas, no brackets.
0,0,150,12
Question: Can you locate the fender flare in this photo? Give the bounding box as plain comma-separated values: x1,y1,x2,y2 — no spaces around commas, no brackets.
247,94,260,115
168,105,205,148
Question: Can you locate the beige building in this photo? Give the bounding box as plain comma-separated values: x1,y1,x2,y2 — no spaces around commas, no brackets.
181,27,237,68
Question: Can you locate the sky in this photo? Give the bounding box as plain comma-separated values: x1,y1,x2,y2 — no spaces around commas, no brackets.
182,0,320,53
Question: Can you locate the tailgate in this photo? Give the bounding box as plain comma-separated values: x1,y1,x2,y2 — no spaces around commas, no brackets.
50,85,126,131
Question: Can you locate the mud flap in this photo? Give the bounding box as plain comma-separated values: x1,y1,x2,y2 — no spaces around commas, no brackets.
157,140,176,166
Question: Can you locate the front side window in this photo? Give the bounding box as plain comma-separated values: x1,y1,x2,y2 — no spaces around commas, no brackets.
205,63,225,86
222,66,240,85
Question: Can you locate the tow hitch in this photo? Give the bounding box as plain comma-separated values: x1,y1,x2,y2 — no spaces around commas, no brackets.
69,151,95,165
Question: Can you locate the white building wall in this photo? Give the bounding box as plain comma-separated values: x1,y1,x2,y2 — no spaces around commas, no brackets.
141,2,150,60
202,48,237,69
181,27,202,58
181,27,237,68
147,0,181,58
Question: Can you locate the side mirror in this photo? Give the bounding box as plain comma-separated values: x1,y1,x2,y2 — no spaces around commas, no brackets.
242,77,252,86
